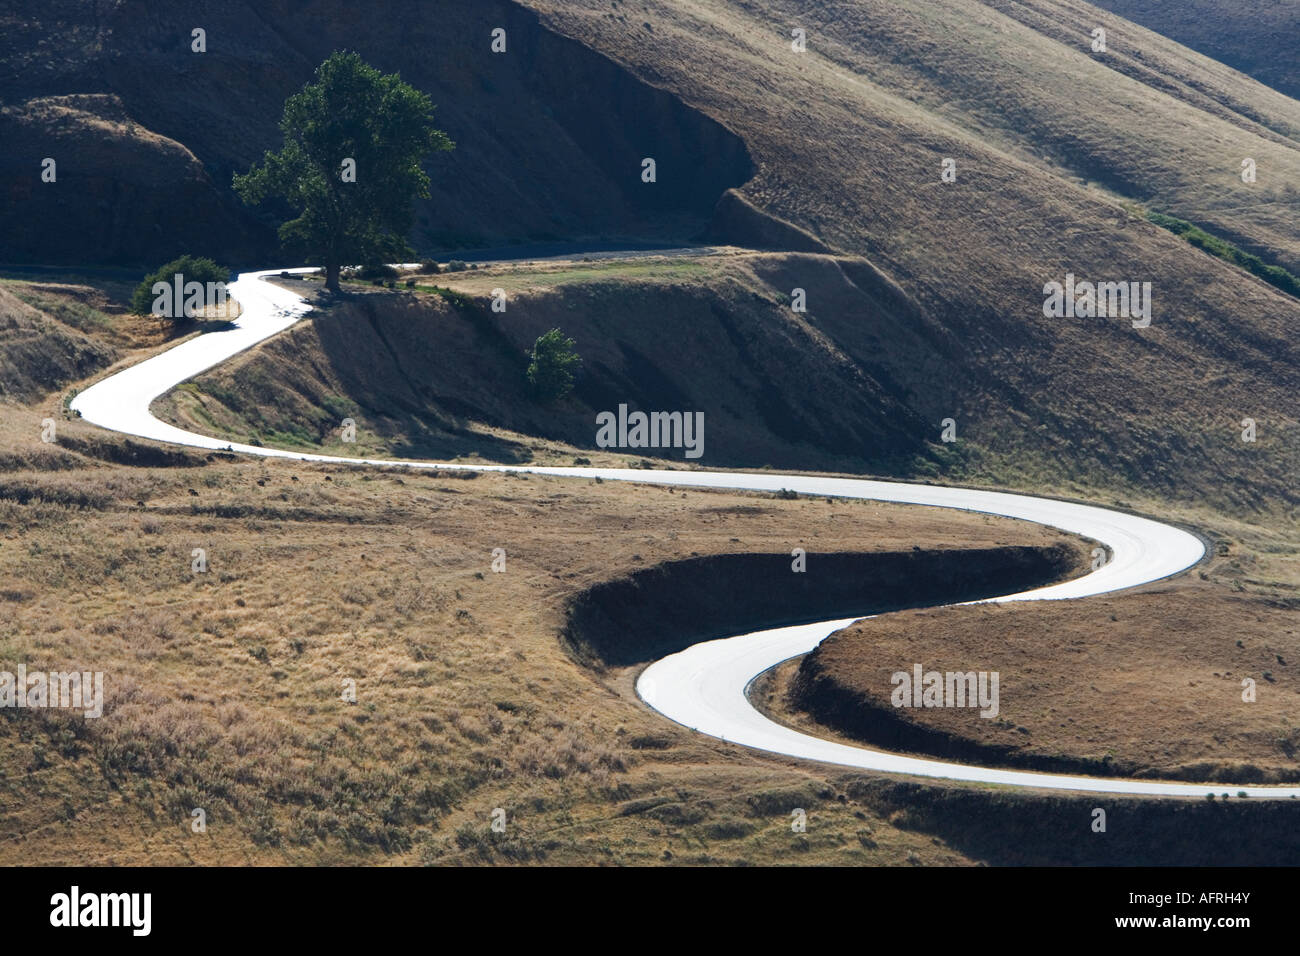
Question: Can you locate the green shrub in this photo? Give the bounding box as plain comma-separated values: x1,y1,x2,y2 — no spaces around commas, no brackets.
1146,212,1300,298
131,255,229,317
526,329,582,402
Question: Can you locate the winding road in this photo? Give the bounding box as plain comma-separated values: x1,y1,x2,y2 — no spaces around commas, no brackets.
69,268,1294,798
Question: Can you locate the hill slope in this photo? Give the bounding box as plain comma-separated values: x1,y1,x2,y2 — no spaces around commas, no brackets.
0,0,753,265
155,255,936,473
5,0,1298,512
1089,0,1300,99
0,285,117,402
514,0,1299,515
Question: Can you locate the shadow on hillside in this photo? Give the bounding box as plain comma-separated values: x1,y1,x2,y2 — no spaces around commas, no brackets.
382,428,533,466
851,778,1300,866
564,546,1082,668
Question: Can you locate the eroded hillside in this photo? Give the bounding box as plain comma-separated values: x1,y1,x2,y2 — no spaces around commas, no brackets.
0,0,753,264
156,248,1297,521
153,253,936,473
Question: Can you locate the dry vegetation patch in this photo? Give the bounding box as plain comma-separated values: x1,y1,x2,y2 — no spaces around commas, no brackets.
1,411,1089,864
782,585,1300,783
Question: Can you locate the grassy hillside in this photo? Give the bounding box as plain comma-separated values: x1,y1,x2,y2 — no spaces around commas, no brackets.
154,254,937,474
157,250,1297,525
0,398,1093,865
513,0,1299,516
4,0,1300,867
7,0,1297,516
1090,0,1300,99
0,285,118,403
787,586,1300,784
5,0,1296,305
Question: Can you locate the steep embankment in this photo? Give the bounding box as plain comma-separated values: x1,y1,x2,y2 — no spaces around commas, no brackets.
0,285,117,402
0,0,752,265
154,255,941,473
565,545,1083,667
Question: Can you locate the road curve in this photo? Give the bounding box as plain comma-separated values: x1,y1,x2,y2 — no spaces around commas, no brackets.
70,270,1291,798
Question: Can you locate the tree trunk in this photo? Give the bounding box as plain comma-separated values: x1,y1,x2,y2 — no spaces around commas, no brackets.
325,262,341,292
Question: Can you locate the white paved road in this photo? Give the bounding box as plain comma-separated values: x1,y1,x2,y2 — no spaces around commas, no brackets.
71,269,1293,797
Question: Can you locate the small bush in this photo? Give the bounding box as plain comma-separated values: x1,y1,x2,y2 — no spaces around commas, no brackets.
526,329,582,402
130,255,229,316
431,286,475,309
455,823,489,853
358,263,397,280
418,259,442,274
446,260,468,272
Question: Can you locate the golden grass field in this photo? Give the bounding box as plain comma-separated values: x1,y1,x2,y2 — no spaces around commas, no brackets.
2,387,1095,865
4,259,1298,865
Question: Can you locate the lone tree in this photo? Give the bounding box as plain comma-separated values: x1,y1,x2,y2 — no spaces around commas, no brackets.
526,329,582,402
234,51,453,291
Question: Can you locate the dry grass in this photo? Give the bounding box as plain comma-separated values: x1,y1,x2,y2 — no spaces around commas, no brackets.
5,0,1299,863
0,402,1086,865
780,586,1300,783
4,283,1298,865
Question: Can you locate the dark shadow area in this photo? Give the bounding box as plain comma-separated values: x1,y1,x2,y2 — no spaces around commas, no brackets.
563,545,1082,668
0,0,755,266
849,778,1300,866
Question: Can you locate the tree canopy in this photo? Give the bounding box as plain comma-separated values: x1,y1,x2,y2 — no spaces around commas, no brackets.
234,51,454,290
526,329,582,402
